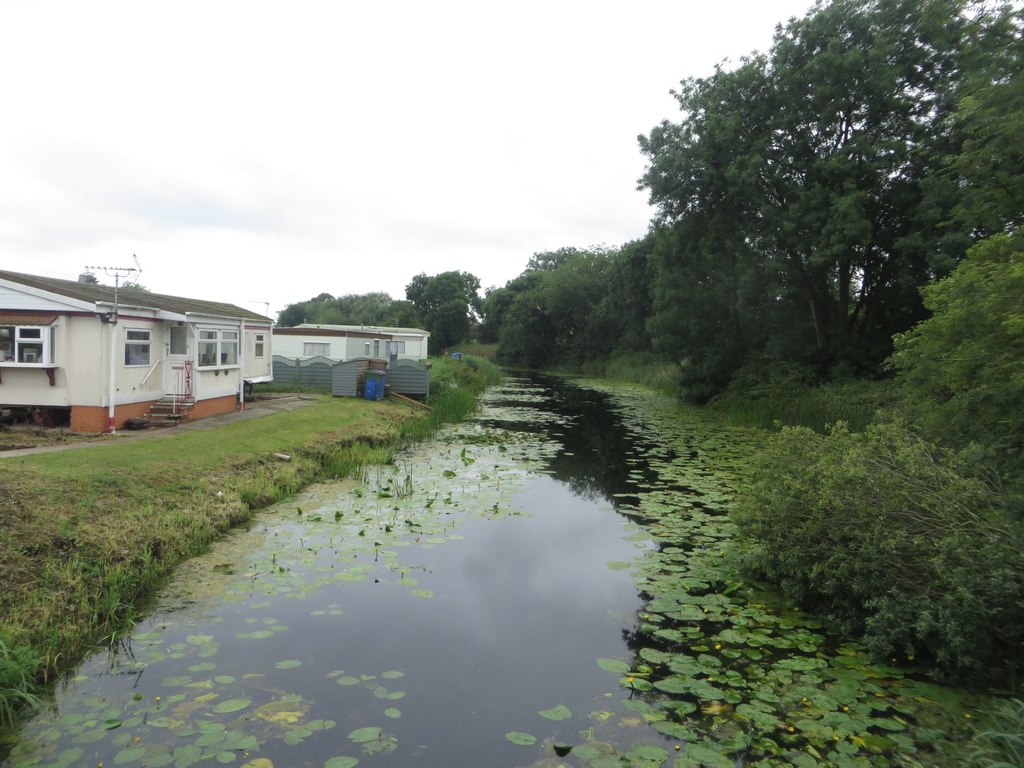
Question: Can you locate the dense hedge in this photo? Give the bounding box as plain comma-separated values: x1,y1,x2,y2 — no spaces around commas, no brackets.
734,422,1024,679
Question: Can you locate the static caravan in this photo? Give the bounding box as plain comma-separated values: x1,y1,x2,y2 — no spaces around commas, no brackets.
273,324,429,362
0,270,273,432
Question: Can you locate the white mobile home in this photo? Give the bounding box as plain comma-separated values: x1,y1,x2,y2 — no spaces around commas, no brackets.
0,270,273,432
272,324,429,362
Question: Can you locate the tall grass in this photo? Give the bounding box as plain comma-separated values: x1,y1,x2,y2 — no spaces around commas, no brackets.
710,372,896,433
454,343,498,361
400,354,503,441
600,353,681,396
554,353,683,397
0,635,41,727
970,698,1024,768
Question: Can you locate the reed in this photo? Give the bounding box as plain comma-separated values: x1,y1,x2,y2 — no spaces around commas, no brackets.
711,378,895,432
0,635,41,727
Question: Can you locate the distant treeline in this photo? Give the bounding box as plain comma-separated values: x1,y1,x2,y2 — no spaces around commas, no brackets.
481,0,1021,403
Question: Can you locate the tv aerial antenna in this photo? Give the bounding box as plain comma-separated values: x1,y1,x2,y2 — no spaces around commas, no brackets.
84,259,139,434
84,260,139,323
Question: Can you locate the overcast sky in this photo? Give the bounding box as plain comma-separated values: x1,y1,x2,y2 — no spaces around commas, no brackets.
1,0,814,319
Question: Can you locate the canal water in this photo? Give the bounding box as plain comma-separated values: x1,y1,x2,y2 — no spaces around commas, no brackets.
1,376,977,768
2,376,666,768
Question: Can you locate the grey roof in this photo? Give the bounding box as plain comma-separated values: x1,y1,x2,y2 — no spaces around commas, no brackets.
296,323,429,336
0,270,271,322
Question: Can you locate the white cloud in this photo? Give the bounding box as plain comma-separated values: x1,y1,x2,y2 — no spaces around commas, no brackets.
0,0,813,316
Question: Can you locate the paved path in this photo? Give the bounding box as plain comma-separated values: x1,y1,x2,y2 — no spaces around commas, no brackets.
0,395,319,458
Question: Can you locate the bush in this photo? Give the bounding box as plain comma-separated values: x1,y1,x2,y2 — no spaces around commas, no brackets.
734,421,1024,678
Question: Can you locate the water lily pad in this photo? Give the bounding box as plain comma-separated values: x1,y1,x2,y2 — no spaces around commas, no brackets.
324,758,359,768
275,660,303,669
505,731,537,745
538,704,572,721
348,727,383,743
385,708,402,719
213,698,252,714
597,658,631,674
627,744,668,765
114,745,147,764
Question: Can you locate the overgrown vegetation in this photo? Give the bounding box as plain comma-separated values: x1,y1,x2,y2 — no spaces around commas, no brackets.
708,363,895,433
736,234,1024,684
970,698,1024,768
0,356,499,727
466,0,1024,691
399,354,503,442
734,422,1022,678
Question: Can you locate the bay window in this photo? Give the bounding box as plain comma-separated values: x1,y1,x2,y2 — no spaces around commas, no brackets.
198,328,239,368
0,325,55,364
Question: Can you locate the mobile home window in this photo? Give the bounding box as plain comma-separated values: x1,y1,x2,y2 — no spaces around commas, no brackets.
197,328,239,368
124,329,151,366
169,325,187,355
220,331,238,365
0,325,54,364
254,333,265,358
303,342,329,357
198,330,218,367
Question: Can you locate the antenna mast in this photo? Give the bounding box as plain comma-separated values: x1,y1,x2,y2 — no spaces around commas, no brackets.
85,263,139,433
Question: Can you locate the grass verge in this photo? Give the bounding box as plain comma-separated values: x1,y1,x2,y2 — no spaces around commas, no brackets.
0,356,501,728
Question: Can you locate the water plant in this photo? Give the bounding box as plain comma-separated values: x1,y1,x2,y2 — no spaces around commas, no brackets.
0,636,40,727
969,698,1024,768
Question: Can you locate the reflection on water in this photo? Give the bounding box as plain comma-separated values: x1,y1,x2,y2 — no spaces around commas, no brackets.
3,376,658,768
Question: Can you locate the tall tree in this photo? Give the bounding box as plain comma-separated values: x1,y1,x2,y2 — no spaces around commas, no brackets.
639,0,1000,385
405,271,482,350
947,4,1024,235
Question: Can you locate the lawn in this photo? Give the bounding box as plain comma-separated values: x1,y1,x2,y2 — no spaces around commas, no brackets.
0,394,422,717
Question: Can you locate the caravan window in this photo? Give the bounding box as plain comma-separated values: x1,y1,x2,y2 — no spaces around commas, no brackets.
303,342,329,357
0,325,54,365
124,329,151,366
198,328,240,368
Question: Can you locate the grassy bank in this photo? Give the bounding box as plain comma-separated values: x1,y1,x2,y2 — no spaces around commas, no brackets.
0,355,501,726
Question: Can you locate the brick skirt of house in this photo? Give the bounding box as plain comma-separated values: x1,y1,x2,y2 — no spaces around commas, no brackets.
191,395,238,420
71,395,238,433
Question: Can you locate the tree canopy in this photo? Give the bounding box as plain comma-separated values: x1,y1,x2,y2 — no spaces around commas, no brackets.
405,271,482,350
477,0,1021,402
277,292,419,328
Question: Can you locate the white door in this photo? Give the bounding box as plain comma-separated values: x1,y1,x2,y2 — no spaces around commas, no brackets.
165,324,193,398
